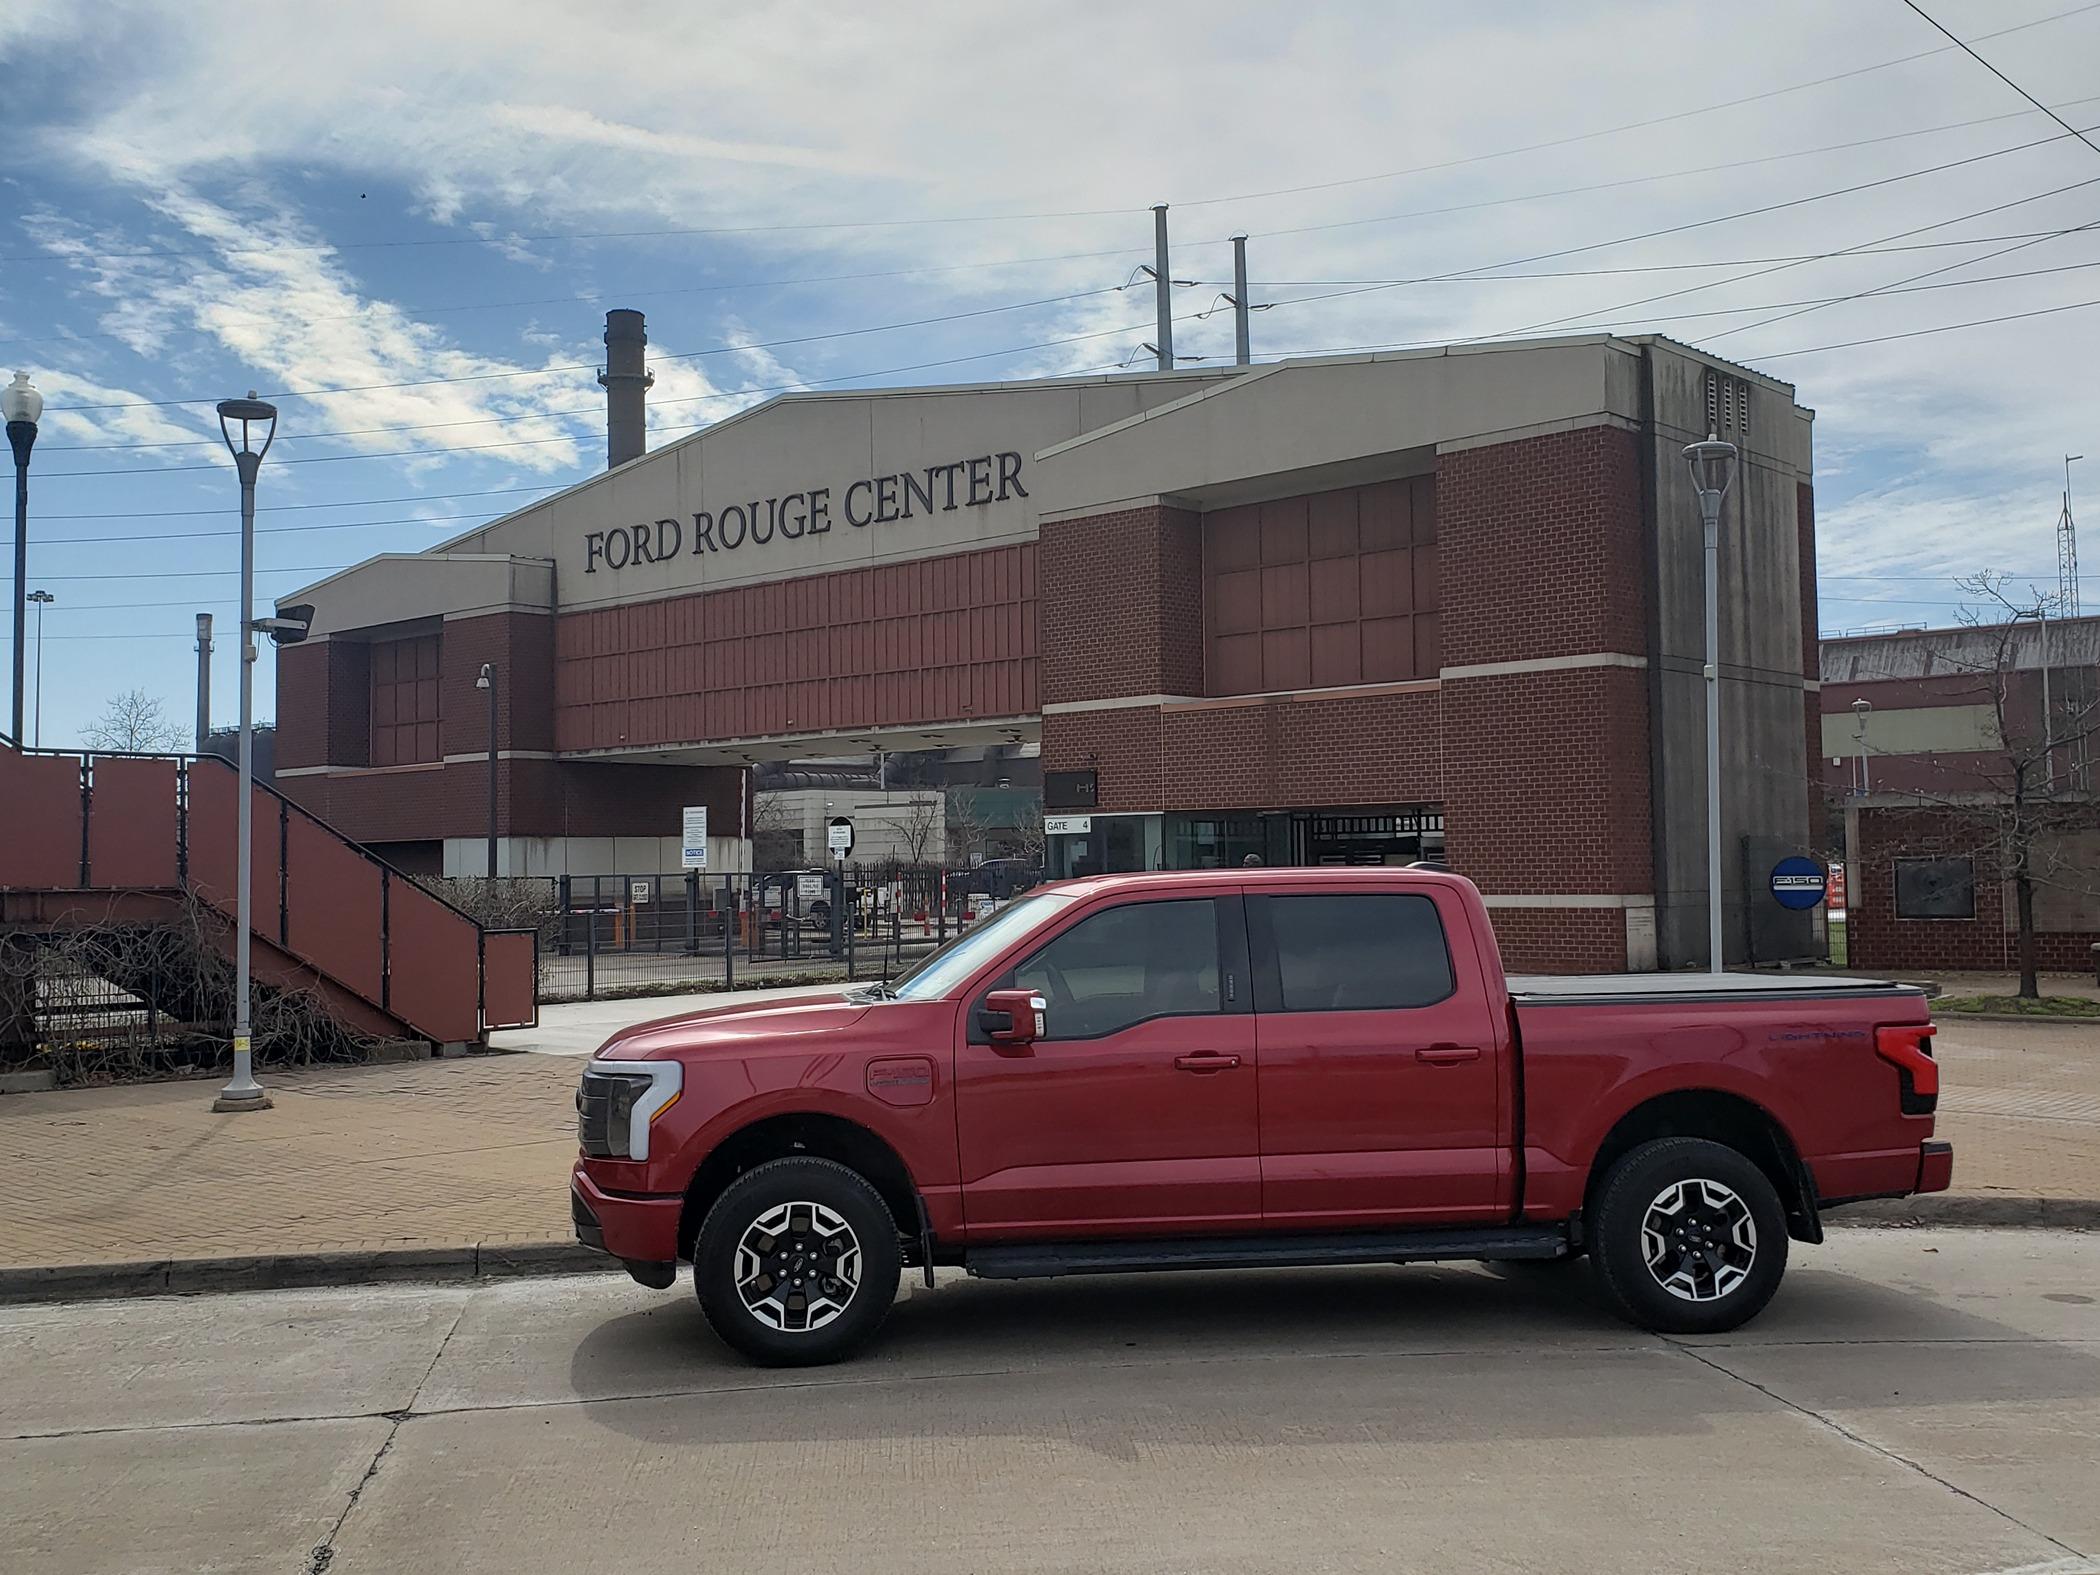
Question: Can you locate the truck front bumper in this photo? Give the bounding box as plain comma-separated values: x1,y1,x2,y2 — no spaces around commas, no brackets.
571,1164,683,1278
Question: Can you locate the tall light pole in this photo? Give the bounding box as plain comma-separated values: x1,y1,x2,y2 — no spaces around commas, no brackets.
26,590,53,746
1851,697,1872,795
476,662,498,879
1685,434,1739,974
4,371,42,746
213,393,278,1114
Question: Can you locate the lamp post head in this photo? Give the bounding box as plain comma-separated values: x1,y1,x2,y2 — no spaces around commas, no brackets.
1852,697,1871,722
27,590,54,606
476,663,493,691
1683,434,1739,503
2,371,42,427
216,391,279,472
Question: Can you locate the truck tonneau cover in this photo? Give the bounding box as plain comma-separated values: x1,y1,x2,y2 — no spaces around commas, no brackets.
1508,973,1927,1006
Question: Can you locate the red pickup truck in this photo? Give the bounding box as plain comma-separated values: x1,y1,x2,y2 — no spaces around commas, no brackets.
572,868,1950,1365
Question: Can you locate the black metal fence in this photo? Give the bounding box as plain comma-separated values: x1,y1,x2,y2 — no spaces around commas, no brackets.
469,862,1040,1003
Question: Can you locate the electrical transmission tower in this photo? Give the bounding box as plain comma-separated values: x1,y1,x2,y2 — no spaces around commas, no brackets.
2058,453,2082,617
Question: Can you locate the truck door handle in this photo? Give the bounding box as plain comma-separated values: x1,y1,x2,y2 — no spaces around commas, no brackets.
1174,1053,1242,1073
1416,1043,1482,1065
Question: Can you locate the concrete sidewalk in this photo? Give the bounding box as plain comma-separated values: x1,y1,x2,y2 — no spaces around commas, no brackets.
1,997,2094,1300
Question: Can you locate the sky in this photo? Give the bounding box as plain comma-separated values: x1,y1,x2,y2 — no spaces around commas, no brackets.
2,0,2097,749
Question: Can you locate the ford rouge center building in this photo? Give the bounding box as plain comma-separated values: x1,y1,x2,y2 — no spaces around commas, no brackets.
275,316,1820,973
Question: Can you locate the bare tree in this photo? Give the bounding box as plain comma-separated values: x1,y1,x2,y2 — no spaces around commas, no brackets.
1872,574,2100,998
945,787,987,868
1011,796,1047,869
892,794,944,867
82,689,188,753
749,793,803,873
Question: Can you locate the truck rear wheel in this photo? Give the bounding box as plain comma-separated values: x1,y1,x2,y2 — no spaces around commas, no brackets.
1589,1137,1788,1335
693,1157,902,1366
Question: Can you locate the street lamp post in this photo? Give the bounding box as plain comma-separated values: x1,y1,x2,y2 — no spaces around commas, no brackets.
26,590,53,746
1684,434,1740,974
1851,697,1873,795
4,371,42,746
213,393,278,1114
476,663,498,879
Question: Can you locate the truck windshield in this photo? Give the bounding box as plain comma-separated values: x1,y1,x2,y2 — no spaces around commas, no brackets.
887,891,1077,1002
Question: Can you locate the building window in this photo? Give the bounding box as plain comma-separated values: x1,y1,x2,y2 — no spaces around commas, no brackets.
1894,857,1975,920
1203,476,1439,697
370,634,441,766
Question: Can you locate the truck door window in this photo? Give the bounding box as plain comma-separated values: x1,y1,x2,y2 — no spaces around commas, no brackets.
1263,893,1455,1010
1013,899,1221,1039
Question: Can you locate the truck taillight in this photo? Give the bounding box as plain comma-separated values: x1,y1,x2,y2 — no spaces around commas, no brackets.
1875,1024,1938,1114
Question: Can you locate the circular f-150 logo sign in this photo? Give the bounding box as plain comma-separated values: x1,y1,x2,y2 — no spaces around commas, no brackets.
1769,856,1828,911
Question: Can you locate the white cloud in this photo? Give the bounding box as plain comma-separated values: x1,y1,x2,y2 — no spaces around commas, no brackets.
6,0,2099,622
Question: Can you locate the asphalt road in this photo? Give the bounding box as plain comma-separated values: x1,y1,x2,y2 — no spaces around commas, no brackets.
3,1229,2095,1575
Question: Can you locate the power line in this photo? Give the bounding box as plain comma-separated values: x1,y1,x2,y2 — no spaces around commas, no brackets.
42,282,1135,417
42,121,2098,441
0,242,1175,352
1742,292,2100,358
1176,0,2100,211
11,0,2094,274
1695,5,2100,349
29,330,1171,479
35,509,506,547
36,484,562,520
1901,0,2100,161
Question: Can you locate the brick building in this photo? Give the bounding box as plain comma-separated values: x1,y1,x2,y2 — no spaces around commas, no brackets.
1821,618,2100,973
276,318,1820,970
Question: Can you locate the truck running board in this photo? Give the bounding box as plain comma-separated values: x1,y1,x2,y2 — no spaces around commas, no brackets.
965,1225,1570,1280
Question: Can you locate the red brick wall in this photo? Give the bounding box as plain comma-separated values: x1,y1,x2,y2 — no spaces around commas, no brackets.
441,611,556,756
555,543,1035,751
1848,806,2100,973
1203,479,1438,695
276,640,372,770
1045,689,1442,816
1437,425,1645,667
1041,707,1163,814
1039,506,1200,704
1442,665,1653,897
1484,907,1631,974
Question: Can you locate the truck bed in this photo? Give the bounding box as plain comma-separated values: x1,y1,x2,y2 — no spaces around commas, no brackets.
1508,973,1927,1007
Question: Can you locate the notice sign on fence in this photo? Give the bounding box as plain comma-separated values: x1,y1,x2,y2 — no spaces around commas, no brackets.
681,806,709,869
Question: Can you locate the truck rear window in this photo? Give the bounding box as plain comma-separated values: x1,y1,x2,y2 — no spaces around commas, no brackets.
1266,892,1454,1010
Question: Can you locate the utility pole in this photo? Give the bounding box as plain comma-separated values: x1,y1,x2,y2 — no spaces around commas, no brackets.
194,612,213,753
1151,204,1173,371
1231,234,1251,366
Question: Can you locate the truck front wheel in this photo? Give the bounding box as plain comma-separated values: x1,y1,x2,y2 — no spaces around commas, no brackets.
693,1157,902,1366
1589,1137,1788,1335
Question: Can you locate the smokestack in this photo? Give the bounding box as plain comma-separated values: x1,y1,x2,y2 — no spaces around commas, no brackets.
598,309,654,470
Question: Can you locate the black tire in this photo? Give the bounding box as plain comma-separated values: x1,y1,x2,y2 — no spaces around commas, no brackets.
1588,1137,1789,1335
693,1157,902,1366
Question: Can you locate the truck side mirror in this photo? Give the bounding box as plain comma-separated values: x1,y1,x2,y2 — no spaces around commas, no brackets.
979,988,1046,1047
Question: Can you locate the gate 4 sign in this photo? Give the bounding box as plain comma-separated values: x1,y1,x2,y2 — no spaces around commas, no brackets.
1769,856,1828,911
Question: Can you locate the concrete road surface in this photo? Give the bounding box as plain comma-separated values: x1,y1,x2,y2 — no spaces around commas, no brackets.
3,1230,2095,1575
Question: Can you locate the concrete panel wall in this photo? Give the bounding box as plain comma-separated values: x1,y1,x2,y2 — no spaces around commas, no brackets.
1643,342,1815,966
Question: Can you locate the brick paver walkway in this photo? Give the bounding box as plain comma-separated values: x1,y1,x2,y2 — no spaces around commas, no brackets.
1,1015,2093,1273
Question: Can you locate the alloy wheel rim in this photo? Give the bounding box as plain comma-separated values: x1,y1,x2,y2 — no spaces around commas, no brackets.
734,1200,863,1332
1640,1177,1757,1303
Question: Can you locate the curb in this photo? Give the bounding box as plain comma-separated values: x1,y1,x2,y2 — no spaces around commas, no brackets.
0,1239,619,1306
4,1198,2096,1304
1933,1013,2100,1026
1826,1195,2100,1229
